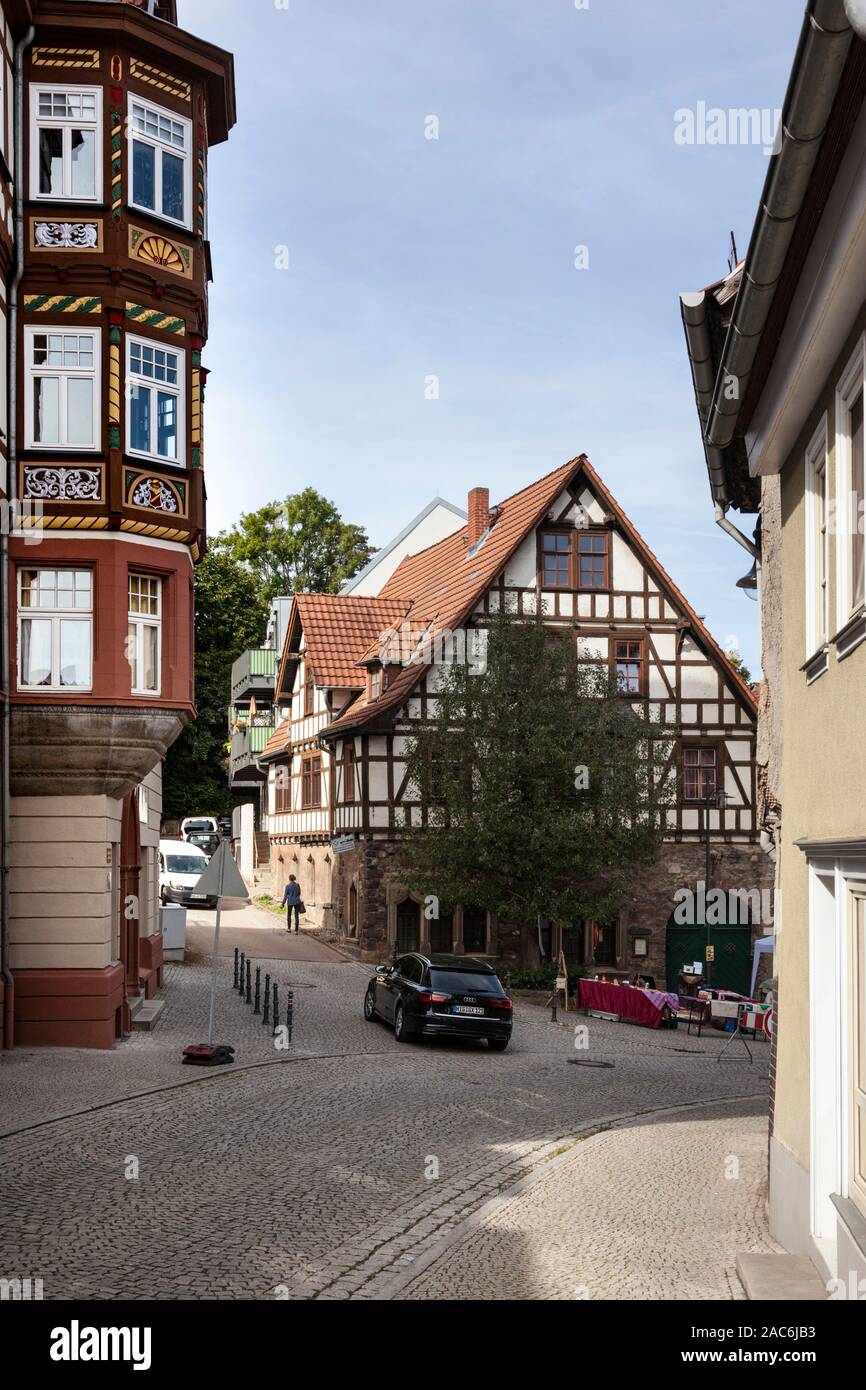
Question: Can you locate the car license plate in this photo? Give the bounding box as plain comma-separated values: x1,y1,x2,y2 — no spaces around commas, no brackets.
191,894,206,900
453,1005,484,1015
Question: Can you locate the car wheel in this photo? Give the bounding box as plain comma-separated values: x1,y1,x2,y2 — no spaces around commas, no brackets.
364,987,377,1022
488,1038,509,1052
394,1002,412,1043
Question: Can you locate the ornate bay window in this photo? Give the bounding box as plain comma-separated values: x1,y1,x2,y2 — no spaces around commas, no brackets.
127,573,161,696
25,327,100,450
18,568,92,691
127,336,184,465
31,85,102,202
129,95,192,230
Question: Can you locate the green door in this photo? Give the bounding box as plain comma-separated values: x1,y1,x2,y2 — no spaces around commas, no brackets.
665,916,752,995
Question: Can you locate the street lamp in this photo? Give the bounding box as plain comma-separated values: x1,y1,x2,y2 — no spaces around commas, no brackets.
704,785,731,990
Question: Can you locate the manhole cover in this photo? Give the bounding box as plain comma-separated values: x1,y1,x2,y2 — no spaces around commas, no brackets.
281,982,317,988
568,1059,614,1068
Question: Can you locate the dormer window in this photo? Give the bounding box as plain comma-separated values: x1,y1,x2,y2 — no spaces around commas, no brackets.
370,666,382,700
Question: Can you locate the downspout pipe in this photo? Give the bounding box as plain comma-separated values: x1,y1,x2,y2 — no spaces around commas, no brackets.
714,503,759,559
705,0,854,452
2,22,36,1050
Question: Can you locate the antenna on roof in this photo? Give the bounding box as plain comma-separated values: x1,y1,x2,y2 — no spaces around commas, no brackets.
727,230,738,274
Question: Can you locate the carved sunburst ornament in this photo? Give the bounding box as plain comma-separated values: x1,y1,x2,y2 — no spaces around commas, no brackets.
136,235,185,273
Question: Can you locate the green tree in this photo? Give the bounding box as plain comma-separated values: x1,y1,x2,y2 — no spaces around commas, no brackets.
162,548,269,820
725,649,755,689
400,612,675,946
215,488,375,601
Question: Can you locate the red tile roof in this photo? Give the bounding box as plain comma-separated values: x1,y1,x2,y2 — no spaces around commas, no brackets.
260,720,292,762
278,454,757,740
276,593,410,697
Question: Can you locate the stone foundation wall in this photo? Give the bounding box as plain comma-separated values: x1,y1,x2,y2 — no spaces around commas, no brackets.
325,835,775,984
269,837,336,931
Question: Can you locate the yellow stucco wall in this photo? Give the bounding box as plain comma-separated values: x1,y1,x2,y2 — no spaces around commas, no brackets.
774,303,866,1171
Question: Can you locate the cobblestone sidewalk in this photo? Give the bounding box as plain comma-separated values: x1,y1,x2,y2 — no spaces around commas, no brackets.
393,1098,779,1301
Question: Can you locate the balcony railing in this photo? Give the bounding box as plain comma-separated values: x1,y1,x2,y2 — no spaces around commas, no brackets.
229,722,275,786
230,647,277,706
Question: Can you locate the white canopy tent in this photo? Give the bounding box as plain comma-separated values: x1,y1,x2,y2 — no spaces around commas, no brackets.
750,936,775,998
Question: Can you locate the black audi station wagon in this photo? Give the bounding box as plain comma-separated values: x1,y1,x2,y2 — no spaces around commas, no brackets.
364,953,513,1050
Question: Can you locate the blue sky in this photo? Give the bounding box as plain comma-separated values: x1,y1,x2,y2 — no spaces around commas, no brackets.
180,0,804,678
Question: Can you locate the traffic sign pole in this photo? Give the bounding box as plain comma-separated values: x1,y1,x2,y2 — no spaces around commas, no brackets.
206,843,227,1047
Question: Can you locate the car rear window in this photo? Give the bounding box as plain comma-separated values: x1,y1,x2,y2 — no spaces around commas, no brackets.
184,820,214,832
428,970,505,995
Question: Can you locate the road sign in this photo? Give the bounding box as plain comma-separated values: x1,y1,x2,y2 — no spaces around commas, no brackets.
705,945,715,962
187,840,247,1058
192,840,248,900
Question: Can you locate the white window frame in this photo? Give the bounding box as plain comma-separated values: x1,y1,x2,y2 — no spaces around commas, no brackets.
805,414,830,665
17,567,93,693
24,325,101,451
834,334,866,633
126,334,186,467
127,93,193,231
851,887,866,1220
30,83,102,203
128,573,162,697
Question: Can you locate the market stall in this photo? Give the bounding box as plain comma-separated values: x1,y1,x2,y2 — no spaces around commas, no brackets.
577,978,680,1029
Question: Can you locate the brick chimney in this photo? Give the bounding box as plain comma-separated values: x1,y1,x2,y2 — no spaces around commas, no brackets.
467,487,490,547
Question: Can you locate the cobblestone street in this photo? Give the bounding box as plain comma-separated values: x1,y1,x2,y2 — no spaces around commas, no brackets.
0,906,774,1300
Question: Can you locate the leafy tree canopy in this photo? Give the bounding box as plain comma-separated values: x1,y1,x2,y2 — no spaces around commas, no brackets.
213,487,375,602
725,649,755,689
162,548,269,820
400,612,675,931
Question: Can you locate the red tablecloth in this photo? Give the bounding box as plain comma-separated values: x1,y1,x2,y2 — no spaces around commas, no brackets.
578,978,671,1029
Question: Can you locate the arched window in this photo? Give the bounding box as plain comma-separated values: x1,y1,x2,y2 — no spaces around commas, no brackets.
430,910,453,953
348,882,358,937
396,898,420,953
462,909,486,954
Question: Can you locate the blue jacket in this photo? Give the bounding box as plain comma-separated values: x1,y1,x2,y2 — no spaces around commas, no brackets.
282,882,301,907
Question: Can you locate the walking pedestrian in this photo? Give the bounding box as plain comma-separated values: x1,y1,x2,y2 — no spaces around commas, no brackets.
281,874,302,932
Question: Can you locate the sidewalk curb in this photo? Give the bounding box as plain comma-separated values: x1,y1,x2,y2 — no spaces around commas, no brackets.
371,1093,770,1301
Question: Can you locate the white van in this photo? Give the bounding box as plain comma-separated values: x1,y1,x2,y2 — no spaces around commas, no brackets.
159,839,215,909
180,816,219,841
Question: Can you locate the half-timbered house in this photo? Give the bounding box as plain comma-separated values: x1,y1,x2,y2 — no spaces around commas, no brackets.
264,455,772,989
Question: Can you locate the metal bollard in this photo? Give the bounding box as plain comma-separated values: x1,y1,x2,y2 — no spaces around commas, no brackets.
233,947,239,990
286,989,294,1044
253,966,261,1015
238,952,246,995
245,959,252,1005
272,982,280,1034
262,973,271,1026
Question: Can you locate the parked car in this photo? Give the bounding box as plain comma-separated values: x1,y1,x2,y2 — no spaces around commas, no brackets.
180,816,219,841
186,831,220,859
158,839,216,909
364,953,512,1050
218,816,232,838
